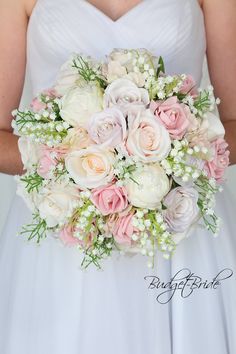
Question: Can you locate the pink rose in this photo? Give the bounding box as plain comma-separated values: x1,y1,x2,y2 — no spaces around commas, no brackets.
30,97,47,112
59,226,80,246
204,138,230,182
37,146,66,179
150,96,192,140
126,108,171,162
179,75,198,97
110,213,134,245
91,183,128,215
87,108,127,147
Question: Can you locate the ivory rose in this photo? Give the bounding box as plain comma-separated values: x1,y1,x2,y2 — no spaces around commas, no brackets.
60,83,103,127
104,78,149,112
18,137,40,171
163,187,199,233
61,127,93,151
204,138,230,182
38,182,79,227
125,163,170,209
54,55,81,95
150,96,193,140
126,108,171,162
87,108,127,147
186,112,225,147
65,146,115,189
91,184,128,215
102,60,127,83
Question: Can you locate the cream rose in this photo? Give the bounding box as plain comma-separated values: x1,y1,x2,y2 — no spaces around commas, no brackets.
126,108,171,162
125,163,170,209
61,127,93,151
18,137,40,171
60,83,103,127
104,78,149,112
54,55,81,95
38,182,79,227
102,60,127,83
65,146,115,189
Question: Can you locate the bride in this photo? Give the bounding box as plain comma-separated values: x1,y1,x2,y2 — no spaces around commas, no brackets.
0,0,236,353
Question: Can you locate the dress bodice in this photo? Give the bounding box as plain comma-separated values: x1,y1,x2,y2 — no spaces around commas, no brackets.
27,0,206,96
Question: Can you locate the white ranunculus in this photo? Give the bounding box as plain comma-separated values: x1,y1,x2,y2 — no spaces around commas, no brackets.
126,108,171,162
125,163,170,209
60,83,104,127
18,137,40,171
65,146,115,189
38,182,79,227
103,78,149,112
54,54,81,95
163,187,199,233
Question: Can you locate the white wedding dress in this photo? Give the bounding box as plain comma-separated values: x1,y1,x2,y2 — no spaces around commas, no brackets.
0,0,236,353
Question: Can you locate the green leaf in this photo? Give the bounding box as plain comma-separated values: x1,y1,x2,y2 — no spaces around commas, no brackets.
157,56,165,77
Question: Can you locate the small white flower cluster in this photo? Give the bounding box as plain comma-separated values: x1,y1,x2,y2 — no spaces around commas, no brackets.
114,154,143,185
161,140,206,183
195,177,222,236
145,74,184,100
132,210,175,267
184,85,220,117
19,119,68,146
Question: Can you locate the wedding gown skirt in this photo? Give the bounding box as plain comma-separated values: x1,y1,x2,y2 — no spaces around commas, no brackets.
0,0,236,353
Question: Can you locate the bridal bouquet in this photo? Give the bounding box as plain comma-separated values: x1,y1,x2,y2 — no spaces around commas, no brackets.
12,48,230,269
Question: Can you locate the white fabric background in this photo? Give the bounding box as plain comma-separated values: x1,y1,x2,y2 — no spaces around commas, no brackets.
0,59,235,235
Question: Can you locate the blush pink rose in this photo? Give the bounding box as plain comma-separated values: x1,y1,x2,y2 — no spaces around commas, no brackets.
150,96,191,140
37,146,66,179
30,97,47,112
91,184,128,215
111,213,134,245
204,138,230,182
59,226,80,246
179,75,198,97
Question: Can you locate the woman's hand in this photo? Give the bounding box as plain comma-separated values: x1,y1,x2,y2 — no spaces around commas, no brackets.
202,0,236,165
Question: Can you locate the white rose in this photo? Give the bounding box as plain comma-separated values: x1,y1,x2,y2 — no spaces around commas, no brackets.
104,78,149,113
125,163,170,209
54,54,81,95
206,112,225,141
60,83,104,127
126,108,171,162
18,137,40,171
125,71,146,87
65,146,115,189
109,49,132,66
102,61,127,83
38,181,79,227
186,112,225,147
